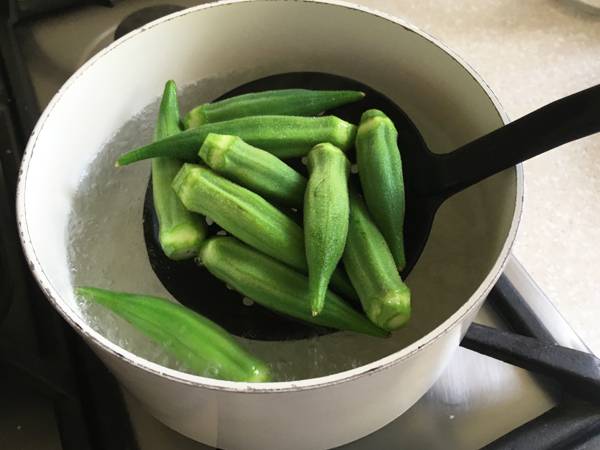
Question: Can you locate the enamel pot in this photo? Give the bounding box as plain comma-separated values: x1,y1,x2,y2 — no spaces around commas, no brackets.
16,1,521,449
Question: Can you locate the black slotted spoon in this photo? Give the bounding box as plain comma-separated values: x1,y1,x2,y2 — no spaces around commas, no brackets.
144,72,600,341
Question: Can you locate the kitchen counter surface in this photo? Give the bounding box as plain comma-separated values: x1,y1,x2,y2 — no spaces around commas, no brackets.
358,0,600,353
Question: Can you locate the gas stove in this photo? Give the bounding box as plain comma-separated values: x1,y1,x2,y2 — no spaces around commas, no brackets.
2,2,600,449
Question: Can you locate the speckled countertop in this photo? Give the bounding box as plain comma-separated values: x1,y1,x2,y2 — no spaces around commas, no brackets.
356,0,600,353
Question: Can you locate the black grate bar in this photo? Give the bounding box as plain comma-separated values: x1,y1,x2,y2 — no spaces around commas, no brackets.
487,274,557,344
0,19,40,139
0,159,14,323
68,329,140,450
0,337,75,399
463,323,600,406
483,399,600,450
10,0,115,22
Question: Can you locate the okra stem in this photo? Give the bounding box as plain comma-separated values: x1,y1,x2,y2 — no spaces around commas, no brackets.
151,80,206,260
199,237,387,338
184,89,364,128
199,133,307,207
304,144,350,316
171,164,357,300
76,287,271,382
356,109,406,270
116,115,357,166
343,193,411,331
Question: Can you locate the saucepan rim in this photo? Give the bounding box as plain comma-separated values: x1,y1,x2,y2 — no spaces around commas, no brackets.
16,0,523,394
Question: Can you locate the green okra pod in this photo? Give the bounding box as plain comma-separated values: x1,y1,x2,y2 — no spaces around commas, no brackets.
304,143,350,316
116,115,357,166
76,286,271,382
151,80,206,260
343,193,411,331
356,109,406,270
184,89,364,128
199,133,307,207
171,164,357,300
199,237,387,338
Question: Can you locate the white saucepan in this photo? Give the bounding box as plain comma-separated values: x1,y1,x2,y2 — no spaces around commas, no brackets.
16,1,521,449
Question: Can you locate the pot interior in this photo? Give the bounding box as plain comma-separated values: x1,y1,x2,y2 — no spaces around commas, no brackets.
20,0,518,382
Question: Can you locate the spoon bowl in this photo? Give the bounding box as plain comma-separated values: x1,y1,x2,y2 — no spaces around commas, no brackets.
144,71,423,341
145,72,600,341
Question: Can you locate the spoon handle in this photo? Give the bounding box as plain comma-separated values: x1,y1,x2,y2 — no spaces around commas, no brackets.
432,84,600,198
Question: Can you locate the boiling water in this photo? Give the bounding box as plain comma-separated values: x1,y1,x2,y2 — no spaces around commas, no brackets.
66,74,425,382
67,71,494,382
